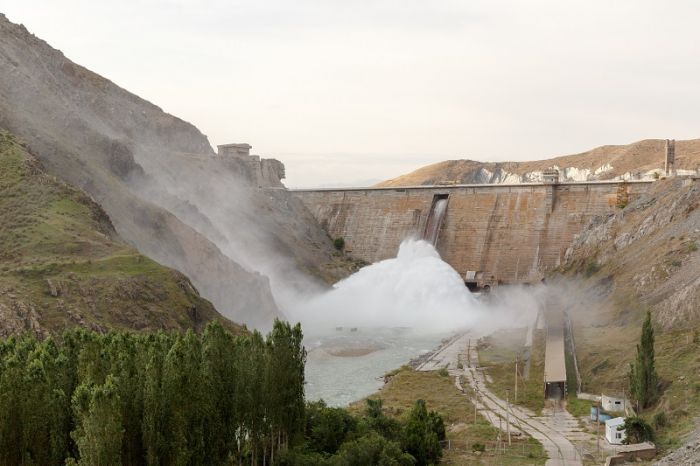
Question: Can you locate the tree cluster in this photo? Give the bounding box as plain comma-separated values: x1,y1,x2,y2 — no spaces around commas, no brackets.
0,319,305,466
278,398,445,466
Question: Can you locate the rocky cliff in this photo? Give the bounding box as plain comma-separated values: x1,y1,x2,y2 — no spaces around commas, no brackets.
0,14,347,329
378,139,700,187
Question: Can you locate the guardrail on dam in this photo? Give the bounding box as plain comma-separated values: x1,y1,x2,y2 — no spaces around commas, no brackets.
292,181,652,284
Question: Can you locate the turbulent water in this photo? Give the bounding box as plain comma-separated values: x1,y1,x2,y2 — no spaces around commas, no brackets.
288,239,485,333
289,239,484,405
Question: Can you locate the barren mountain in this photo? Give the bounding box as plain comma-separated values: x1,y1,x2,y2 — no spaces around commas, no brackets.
0,14,348,329
378,139,700,187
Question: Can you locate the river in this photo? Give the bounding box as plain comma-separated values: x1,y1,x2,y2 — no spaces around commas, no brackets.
304,327,452,406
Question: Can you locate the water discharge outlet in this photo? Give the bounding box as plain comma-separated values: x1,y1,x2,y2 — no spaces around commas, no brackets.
423,194,449,246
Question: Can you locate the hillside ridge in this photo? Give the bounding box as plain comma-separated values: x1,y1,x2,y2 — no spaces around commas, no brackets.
378,138,700,187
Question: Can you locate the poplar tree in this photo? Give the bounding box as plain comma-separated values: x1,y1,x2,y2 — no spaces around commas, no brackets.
0,321,311,465
201,321,238,464
629,311,659,409
142,333,172,466
162,330,205,465
70,376,124,466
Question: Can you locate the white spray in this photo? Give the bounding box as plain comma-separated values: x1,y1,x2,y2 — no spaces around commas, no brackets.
287,238,540,335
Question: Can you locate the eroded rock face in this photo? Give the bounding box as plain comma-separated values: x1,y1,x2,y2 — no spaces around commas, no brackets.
0,299,45,339
564,178,700,329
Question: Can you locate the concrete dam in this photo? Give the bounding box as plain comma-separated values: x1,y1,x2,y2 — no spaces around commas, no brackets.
293,181,652,285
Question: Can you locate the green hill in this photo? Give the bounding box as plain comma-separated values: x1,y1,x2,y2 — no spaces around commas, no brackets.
0,130,242,336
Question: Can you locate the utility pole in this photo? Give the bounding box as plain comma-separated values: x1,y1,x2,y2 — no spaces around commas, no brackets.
596,401,601,460
514,354,519,403
506,388,512,446
474,381,478,424
467,338,471,367
498,415,502,455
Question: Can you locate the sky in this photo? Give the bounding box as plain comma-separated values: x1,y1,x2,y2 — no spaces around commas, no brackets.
4,1,700,187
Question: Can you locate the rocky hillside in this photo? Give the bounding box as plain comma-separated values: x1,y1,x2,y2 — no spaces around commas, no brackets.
564,177,700,329
0,131,243,337
0,14,349,329
378,139,700,186
553,177,700,453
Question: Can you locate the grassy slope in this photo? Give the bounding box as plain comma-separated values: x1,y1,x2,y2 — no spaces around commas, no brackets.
574,320,700,451
0,130,243,336
350,368,546,465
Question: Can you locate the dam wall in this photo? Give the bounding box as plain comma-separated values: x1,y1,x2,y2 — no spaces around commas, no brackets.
293,181,652,283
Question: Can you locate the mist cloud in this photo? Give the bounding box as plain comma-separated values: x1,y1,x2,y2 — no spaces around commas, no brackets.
288,239,542,335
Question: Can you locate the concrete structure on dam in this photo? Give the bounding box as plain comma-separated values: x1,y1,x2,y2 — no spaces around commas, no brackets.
293,181,652,285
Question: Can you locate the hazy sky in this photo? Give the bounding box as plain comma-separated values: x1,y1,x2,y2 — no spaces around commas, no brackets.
4,1,700,187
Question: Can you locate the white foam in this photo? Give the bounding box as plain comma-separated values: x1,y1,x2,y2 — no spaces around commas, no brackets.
288,239,484,333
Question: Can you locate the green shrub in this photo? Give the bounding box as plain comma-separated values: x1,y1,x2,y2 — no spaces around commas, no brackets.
622,416,654,444
437,368,449,377
333,237,345,251
471,443,486,452
402,399,444,465
305,401,357,454
688,242,698,252
584,259,601,277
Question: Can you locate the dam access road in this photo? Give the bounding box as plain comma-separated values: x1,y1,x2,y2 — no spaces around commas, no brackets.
418,331,584,465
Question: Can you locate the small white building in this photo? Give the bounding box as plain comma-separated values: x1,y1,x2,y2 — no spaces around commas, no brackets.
605,417,627,445
602,394,626,413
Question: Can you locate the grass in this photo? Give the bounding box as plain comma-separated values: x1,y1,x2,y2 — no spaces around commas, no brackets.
351,367,547,465
575,318,700,454
479,328,546,415
0,130,242,335
566,396,592,418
